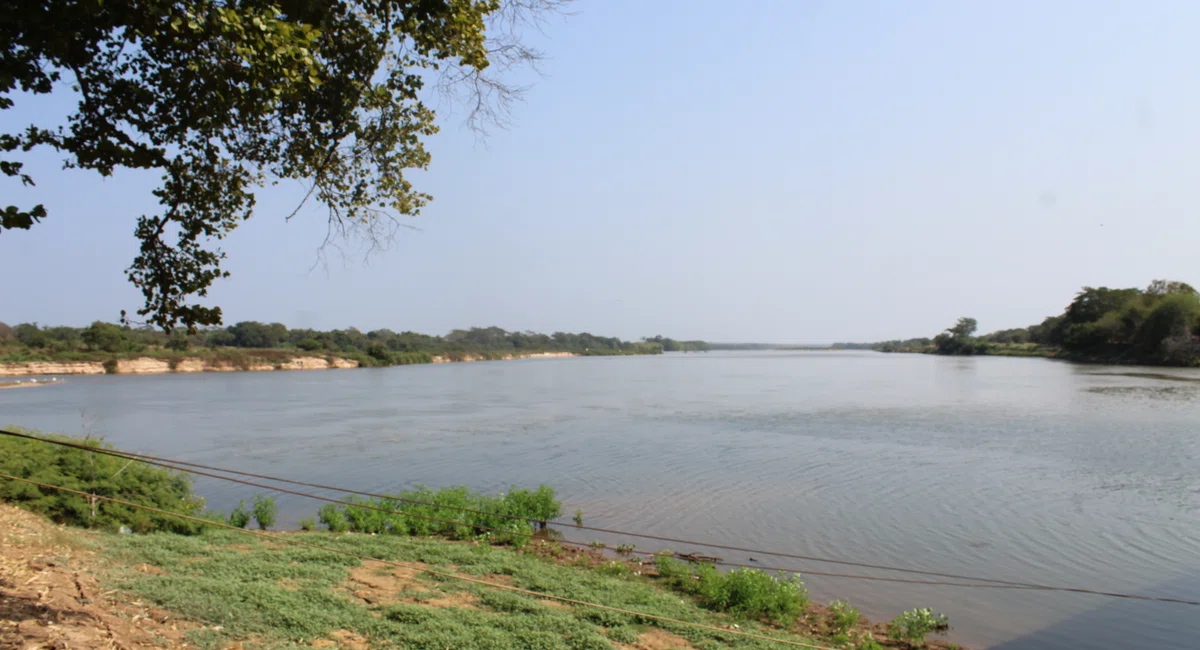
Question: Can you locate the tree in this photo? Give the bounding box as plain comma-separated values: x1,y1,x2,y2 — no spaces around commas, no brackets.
81,321,129,353
13,323,46,348
946,317,977,339
2,0,568,332
0,321,11,342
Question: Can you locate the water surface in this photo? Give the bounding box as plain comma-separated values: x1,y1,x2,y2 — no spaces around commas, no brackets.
3,351,1199,648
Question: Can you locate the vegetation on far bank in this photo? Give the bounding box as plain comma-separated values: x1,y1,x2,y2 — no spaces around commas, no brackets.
1,429,953,649
835,279,1200,366
0,321,710,368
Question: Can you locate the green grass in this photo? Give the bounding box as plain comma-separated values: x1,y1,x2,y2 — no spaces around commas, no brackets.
97,529,821,650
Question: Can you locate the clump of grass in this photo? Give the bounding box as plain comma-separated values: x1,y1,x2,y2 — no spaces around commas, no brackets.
597,560,631,578
252,495,277,530
298,516,316,531
607,626,639,644
888,608,949,647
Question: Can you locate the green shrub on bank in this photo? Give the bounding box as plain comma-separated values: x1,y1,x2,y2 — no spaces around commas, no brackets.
0,428,205,534
312,484,560,547
228,501,251,528
888,608,949,647
253,494,277,530
653,554,807,625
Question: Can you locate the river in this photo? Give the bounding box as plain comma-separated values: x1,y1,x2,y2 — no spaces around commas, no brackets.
3,350,1198,648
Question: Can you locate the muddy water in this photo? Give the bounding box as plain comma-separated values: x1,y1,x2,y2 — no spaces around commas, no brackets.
3,351,1199,648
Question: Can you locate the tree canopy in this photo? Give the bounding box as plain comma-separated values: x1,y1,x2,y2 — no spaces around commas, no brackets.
2,0,564,331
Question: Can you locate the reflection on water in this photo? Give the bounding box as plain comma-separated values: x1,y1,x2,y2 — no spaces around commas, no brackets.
2,352,1199,649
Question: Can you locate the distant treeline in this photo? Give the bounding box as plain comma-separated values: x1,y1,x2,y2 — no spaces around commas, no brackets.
835,279,1200,366
0,321,708,366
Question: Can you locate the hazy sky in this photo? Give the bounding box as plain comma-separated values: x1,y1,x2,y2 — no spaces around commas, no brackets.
4,0,1199,343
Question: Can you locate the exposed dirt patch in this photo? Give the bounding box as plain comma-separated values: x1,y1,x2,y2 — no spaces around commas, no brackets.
0,503,199,650
311,629,370,649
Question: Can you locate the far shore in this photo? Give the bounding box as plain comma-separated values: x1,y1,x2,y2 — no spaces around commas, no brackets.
0,351,577,378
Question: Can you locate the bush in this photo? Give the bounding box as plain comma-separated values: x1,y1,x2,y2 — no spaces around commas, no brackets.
0,429,205,534
228,501,251,529
829,600,861,634
298,516,316,531
649,556,807,626
308,484,560,547
318,503,350,532
888,608,949,647
699,567,807,625
252,494,277,530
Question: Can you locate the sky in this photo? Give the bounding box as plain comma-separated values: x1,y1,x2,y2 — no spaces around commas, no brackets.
4,0,1200,343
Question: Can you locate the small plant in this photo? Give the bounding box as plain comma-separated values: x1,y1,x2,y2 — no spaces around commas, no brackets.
227,501,251,529
573,509,583,526
888,608,949,647
589,540,606,549
829,600,861,634
615,543,636,557
298,516,316,531
855,634,884,650
252,494,277,530
597,560,631,577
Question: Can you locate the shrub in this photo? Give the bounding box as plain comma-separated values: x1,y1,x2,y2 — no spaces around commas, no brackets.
829,600,861,634
307,484,560,547
298,516,316,531
318,503,349,532
252,494,277,530
699,568,807,625
888,608,949,647
227,501,251,529
0,429,205,534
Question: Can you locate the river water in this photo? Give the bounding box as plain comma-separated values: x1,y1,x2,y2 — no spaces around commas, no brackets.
3,351,1199,648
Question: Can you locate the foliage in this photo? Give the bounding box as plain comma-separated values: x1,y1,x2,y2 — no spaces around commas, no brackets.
829,600,861,635
227,501,251,529
252,494,277,531
573,509,583,525
0,429,205,533
887,608,949,647
312,484,559,547
652,555,807,625
0,321,695,366
849,279,1200,366
2,0,574,332
298,516,316,531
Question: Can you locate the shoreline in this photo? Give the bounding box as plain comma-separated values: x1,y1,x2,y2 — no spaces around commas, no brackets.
0,351,578,377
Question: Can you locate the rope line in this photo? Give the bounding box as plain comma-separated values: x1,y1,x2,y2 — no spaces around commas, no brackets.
3,429,1199,606
0,472,838,650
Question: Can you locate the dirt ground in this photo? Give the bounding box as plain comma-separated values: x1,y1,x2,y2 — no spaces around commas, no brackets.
0,504,195,650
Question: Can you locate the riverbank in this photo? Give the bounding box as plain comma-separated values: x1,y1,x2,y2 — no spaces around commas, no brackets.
0,502,959,650
0,350,580,377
